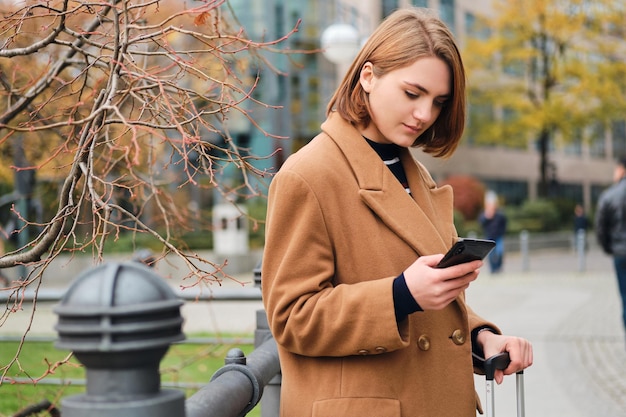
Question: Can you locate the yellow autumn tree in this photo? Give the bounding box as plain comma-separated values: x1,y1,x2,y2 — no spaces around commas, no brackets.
464,0,626,197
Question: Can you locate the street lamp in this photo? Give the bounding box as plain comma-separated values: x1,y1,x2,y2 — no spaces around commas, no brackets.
320,23,360,65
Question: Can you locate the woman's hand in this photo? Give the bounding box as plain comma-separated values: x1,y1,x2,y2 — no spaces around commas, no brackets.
478,331,534,384
403,254,482,310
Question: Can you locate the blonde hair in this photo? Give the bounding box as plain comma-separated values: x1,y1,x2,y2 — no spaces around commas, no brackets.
327,8,466,158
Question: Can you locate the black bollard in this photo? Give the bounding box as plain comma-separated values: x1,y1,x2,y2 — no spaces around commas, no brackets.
54,262,186,417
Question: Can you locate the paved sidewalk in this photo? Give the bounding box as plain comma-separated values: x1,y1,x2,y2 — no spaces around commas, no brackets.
0,270,263,338
2,246,626,416
468,247,626,417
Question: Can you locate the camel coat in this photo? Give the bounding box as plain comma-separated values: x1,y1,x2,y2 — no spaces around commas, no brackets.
262,112,499,417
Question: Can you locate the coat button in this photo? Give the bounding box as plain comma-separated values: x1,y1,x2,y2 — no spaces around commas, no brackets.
417,335,431,351
451,329,466,345
357,349,369,355
375,346,387,354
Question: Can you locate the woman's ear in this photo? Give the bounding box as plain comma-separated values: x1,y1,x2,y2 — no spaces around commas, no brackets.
359,62,375,93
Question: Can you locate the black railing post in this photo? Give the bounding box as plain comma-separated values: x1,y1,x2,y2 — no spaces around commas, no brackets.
520,230,530,271
48,258,281,417
254,260,281,417
53,262,186,417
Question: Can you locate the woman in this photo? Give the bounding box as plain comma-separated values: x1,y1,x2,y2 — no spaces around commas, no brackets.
262,8,532,417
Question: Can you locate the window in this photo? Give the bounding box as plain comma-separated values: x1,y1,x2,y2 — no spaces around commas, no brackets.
589,122,606,158
382,0,399,18
612,120,626,158
465,102,494,146
465,12,475,36
502,107,526,148
482,180,528,206
563,128,582,156
440,0,455,31
502,58,525,77
465,11,490,40
556,183,584,204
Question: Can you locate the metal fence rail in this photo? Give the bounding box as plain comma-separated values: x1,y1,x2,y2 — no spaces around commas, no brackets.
5,333,281,417
0,287,262,303
186,338,280,417
3,261,281,417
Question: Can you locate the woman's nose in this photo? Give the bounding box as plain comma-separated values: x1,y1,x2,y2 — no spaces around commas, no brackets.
413,100,432,123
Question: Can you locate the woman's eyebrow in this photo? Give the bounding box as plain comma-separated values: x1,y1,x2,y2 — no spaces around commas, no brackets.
404,81,450,98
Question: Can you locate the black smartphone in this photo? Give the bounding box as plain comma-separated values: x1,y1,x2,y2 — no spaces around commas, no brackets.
436,238,496,268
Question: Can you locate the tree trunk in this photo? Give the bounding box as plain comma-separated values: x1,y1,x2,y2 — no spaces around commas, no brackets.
537,128,550,198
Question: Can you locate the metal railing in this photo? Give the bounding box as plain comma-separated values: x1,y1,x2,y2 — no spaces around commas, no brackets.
186,335,280,417
4,261,280,417
517,229,589,272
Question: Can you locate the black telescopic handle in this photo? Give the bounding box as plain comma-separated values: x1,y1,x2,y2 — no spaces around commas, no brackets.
484,352,511,381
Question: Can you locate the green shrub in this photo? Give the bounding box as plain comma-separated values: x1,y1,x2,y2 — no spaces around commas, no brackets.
453,209,468,237
75,198,268,254
246,198,267,249
505,199,561,233
175,230,213,250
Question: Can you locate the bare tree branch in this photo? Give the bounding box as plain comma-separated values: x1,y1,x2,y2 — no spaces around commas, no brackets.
0,2,310,371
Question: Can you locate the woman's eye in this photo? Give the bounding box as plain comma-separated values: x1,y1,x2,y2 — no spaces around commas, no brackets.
405,91,419,99
435,100,447,107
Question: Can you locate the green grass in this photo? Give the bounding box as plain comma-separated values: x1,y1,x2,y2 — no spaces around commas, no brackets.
0,337,262,417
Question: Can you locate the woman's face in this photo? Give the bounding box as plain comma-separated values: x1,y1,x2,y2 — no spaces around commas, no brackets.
358,56,451,147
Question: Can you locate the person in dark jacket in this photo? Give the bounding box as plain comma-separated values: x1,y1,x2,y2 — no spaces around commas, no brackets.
573,204,589,252
595,156,626,334
479,191,507,273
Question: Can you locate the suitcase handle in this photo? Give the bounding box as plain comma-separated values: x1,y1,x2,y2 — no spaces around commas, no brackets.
484,351,510,381
483,351,526,417
484,351,525,380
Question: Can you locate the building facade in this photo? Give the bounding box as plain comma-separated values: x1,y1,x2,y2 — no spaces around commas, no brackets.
229,0,625,212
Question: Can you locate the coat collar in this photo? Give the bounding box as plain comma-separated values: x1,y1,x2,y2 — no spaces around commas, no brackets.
321,112,455,256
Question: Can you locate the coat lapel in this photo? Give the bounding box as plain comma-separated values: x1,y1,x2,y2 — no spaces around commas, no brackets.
321,113,455,256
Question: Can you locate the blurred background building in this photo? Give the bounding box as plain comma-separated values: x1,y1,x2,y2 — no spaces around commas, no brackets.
228,0,626,213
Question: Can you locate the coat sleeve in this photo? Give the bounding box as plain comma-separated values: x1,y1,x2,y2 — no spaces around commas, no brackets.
463,299,502,374
595,195,613,254
262,170,410,358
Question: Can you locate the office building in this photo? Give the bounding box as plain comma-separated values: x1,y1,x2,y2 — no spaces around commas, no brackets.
229,0,625,211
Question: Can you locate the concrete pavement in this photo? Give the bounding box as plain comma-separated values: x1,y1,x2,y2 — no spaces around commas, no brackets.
0,270,263,338
468,246,626,417
2,245,626,416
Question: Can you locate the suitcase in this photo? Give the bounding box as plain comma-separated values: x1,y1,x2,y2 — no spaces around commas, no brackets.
483,352,525,417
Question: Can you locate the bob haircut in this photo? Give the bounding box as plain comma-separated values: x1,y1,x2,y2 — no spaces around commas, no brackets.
327,8,466,158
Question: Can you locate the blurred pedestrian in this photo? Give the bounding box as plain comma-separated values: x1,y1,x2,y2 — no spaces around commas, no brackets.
262,8,532,417
478,191,507,273
573,204,589,234
595,156,626,336
573,203,589,252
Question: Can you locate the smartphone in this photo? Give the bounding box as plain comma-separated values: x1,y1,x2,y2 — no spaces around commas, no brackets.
436,238,496,268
